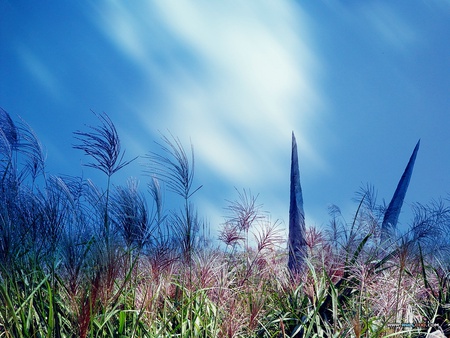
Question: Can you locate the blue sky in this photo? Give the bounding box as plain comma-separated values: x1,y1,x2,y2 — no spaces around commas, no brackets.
1,1,450,237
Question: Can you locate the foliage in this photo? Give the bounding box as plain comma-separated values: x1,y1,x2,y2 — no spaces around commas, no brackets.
0,108,449,337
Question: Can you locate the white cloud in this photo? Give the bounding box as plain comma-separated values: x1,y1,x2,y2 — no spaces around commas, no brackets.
91,0,325,228
152,1,323,167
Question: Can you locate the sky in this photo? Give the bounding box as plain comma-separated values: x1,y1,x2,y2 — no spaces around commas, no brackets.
1,1,450,239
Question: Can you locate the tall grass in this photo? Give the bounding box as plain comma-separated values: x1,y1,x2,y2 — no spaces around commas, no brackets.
1,108,449,337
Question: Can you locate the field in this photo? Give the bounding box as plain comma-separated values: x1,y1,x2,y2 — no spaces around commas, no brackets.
1,109,449,337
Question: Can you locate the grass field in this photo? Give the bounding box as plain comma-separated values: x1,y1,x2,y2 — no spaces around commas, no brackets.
1,108,449,337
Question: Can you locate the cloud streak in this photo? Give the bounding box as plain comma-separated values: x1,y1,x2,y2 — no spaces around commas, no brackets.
362,3,417,51
90,1,325,227
17,45,64,100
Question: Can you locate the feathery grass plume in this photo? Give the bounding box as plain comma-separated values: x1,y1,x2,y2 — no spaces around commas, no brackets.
73,111,137,177
0,108,18,161
0,107,18,142
146,176,179,269
381,140,420,244
288,132,307,276
339,185,383,257
148,176,165,226
73,112,136,257
353,184,384,237
0,108,18,155
226,188,262,233
0,103,20,264
146,132,201,200
56,175,96,288
170,204,201,260
17,116,47,184
36,175,74,262
244,219,284,282
396,199,450,262
225,188,263,251
218,222,245,250
0,108,19,194
111,178,151,250
145,132,202,262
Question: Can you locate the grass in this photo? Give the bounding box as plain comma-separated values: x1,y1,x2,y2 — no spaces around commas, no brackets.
1,108,450,337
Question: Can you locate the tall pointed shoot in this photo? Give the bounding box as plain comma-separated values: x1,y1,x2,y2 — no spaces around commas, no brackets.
381,140,420,243
288,132,307,275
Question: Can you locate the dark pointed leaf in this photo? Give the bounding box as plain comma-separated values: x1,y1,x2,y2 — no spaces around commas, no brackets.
288,132,307,275
381,140,420,242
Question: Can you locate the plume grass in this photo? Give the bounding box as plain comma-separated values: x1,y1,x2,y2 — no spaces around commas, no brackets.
1,108,449,337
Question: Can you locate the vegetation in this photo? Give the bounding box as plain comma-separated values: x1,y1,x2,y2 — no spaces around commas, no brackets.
380,140,421,244
1,107,450,337
288,132,307,276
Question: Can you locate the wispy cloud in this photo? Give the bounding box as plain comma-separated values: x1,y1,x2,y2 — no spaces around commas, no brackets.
90,1,325,226
17,45,64,100
362,3,417,51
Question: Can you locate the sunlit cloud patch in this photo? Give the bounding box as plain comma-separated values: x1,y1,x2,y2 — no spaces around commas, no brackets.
89,1,326,228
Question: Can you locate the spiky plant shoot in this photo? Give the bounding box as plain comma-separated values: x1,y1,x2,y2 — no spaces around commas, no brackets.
288,132,307,276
